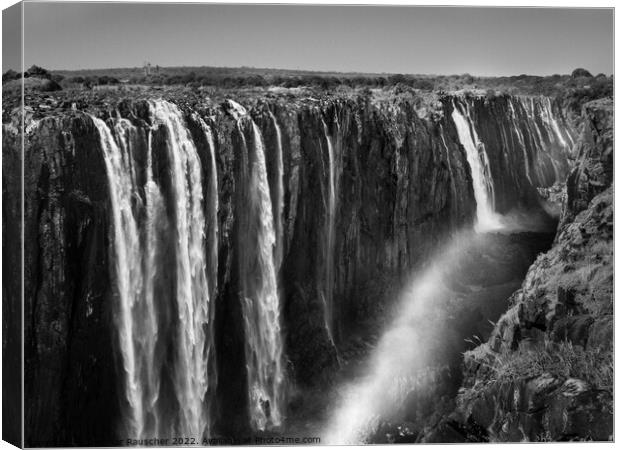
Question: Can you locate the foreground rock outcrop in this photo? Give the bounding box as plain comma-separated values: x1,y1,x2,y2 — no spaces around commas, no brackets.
443,98,613,442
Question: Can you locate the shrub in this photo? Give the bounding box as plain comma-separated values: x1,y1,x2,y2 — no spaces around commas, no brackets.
66,76,85,84
412,79,434,91
39,79,62,92
2,69,21,83
96,75,119,85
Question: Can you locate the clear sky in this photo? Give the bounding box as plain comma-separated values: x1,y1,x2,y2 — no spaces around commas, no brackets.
12,3,614,76
2,2,21,72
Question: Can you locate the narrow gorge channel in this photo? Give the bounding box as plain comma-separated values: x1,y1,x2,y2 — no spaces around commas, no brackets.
7,91,598,445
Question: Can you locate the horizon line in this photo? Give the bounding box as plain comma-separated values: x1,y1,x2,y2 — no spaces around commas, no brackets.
10,63,614,78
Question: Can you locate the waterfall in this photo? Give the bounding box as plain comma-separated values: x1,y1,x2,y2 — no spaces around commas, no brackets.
507,98,533,185
237,119,285,431
451,101,503,232
525,98,547,152
149,100,211,438
94,99,215,439
321,117,337,338
514,97,572,185
92,116,145,437
539,97,575,153
194,115,220,300
269,111,285,270
541,97,568,149
439,125,457,226
192,114,220,419
519,99,549,183
142,128,167,437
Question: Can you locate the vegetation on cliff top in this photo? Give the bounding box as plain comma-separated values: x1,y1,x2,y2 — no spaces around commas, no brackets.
3,65,612,126
3,64,612,105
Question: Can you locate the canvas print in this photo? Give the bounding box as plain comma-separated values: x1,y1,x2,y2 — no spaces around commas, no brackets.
1,2,614,447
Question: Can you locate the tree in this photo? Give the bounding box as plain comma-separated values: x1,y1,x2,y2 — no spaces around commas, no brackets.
82,76,95,89
571,68,593,78
388,74,407,85
25,65,50,79
181,71,197,84
460,73,475,84
412,79,434,91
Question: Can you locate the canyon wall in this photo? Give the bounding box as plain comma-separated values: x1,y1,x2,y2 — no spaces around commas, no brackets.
439,98,613,442
2,93,575,443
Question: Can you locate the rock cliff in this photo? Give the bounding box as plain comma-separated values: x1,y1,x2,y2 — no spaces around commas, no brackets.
2,90,577,443
440,98,613,442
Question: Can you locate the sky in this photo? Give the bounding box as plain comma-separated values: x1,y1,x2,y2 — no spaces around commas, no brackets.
2,2,21,72
7,3,614,76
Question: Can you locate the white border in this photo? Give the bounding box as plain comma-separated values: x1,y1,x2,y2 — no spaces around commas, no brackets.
0,2,616,450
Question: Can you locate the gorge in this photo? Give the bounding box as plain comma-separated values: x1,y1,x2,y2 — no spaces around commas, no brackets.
2,87,612,445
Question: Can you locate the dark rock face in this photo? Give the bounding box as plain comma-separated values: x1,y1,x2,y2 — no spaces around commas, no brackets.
2,113,23,447
563,99,613,226
13,114,121,446
449,98,613,442
3,92,576,443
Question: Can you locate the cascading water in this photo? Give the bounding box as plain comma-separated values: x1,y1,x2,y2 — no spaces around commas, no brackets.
149,100,211,438
321,117,337,339
193,114,220,301
507,98,533,185
269,111,285,270
508,97,574,186
541,97,569,149
98,117,172,439
236,117,285,431
93,116,145,437
100,97,285,436
94,99,216,439
451,101,503,231
191,113,220,422
439,125,457,226
527,98,562,182
142,128,167,437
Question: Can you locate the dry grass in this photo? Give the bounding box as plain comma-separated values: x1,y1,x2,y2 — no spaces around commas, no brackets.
473,340,613,392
